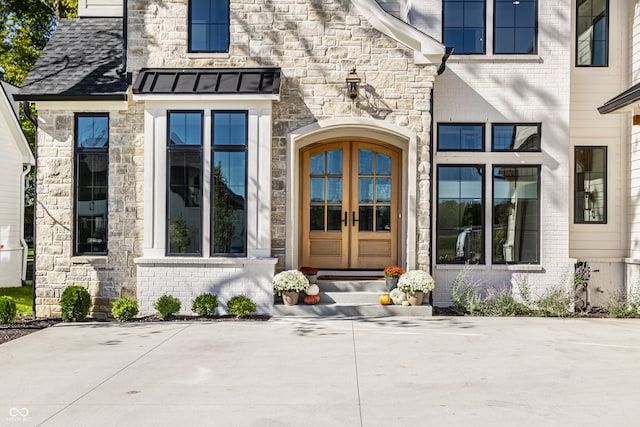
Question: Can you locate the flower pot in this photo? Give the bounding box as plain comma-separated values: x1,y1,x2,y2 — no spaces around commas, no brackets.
406,292,424,306
305,274,317,284
385,277,398,292
282,291,300,306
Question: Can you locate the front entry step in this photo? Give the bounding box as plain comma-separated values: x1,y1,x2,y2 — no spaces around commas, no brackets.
272,278,433,317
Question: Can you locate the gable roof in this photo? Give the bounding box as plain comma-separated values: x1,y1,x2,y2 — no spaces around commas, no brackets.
15,18,128,101
0,81,35,165
598,82,640,114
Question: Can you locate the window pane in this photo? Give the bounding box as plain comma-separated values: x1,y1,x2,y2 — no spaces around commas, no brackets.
77,116,108,148
310,206,324,231
437,166,484,264
376,178,391,203
359,178,374,203
576,0,608,66
443,0,486,54
376,206,391,232
190,0,229,52
376,153,391,175
76,152,108,254
495,0,537,54
327,206,342,231
359,150,374,174
327,149,342,175
310,153,325,175
327,178,342,203
493,125,540,151
168,151,202,254
213,112,246,146
211,151,246,254
169,112,202,146
492,166,539,264
575,147,606,223
359,206,374,231
438,124,484,151
310,178,325,203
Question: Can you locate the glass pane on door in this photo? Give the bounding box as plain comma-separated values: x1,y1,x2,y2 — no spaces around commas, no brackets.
309,149,343,232
357,149,392,233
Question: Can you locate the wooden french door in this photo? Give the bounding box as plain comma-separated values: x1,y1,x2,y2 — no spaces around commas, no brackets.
300,140,400,269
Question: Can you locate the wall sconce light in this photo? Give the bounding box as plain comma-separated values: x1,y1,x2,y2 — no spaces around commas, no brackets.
346,67,361,100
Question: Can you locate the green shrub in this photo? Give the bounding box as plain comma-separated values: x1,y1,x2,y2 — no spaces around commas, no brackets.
111,297,139,321
154,294,181,318
0,296,17,324
479,291,531,317
603,291,640,318
451,269,475,315
59,285,91,321
535,286,572,317
227,295,256,318
192,293,218,317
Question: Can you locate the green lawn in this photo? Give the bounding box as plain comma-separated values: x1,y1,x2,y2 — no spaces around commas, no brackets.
0,285,33,317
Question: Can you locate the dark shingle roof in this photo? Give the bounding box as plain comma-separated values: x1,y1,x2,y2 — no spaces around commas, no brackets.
598,82,640,114
15,18,127,101
133,68,281,95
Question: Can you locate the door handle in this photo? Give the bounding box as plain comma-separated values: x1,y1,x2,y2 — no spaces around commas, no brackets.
343,211,348,227
352,211,359,227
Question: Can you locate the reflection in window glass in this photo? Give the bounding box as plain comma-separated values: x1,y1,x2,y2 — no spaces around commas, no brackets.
438,124,484,151
575,147,606,223
577,0,608,66
359,150,374,175
492,166,539,263
359,206,374,231
492,124,540,151
190,0,229,52
77,116,108,148
327,150,342,175
359,178,374,203
169,112,202,146
310,153,325,175
376,206,391,232
443,0,486,54
437,166,484,264
494,0,537,54
168,151,202,254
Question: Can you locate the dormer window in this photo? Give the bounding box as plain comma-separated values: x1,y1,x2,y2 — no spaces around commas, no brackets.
189,0,230,53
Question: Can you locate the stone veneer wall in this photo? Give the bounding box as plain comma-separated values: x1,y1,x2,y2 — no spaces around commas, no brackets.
34,0,440,317
127,0,439,271
34,103,144,318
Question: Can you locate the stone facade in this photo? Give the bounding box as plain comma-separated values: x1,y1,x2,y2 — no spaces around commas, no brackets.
33,0,441,317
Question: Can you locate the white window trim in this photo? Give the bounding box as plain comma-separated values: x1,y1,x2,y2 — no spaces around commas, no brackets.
141,99,273,259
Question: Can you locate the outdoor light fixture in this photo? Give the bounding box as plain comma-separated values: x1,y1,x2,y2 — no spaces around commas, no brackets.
346,67,361,100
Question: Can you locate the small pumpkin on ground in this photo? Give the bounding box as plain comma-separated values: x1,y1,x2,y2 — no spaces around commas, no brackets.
379,293,392,305
306,284,320,296
303,294,321,305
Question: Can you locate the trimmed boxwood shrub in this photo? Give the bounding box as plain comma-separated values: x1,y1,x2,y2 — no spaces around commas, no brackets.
154,294,181,318
111,297,139,321
0,296,17,324
227,295,256,318
60,285,91,321
192,293,218,317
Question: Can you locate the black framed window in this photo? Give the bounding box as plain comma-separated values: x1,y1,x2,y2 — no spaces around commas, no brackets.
167,111,203,255
492,166,540,264
492,124,541,151
575,146,606,223
443,0,486,54
576,0,608,66
437,165,484,264
494,0,537,54
211,111,247,255
74,114,109,255
189,0,230,52
438,124,485,151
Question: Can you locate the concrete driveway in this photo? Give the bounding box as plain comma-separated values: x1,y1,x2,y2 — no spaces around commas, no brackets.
0,316,639,426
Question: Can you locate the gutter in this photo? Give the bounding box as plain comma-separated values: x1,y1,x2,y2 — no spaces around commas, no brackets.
23,100,37,320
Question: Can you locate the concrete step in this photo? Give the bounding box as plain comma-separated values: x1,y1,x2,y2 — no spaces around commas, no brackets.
319,291,381,304
272,303,432,317
316,279,388,292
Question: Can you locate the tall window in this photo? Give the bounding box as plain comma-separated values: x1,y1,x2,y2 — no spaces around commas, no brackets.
576,0,608,66
443,0,486,54
74,114,109,255
167,112,203,255
575,146,606,223
211,112,247,255
437,166,484,263
189,0,230,52
492,166,540,263
436,123,541,265
494,0,537,54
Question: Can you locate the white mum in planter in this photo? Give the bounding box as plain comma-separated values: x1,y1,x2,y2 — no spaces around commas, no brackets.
397,270,435,293
273,270,310,295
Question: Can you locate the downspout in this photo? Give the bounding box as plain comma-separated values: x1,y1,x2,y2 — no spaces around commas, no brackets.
20,164,31,284
23,100,37,320
428,87,434,306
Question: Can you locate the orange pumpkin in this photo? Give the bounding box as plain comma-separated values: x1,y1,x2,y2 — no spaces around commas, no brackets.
379,293,392,305
304,294,321,305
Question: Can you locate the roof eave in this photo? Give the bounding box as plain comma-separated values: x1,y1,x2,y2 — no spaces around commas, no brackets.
13,93,127,102
598,82,640,114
